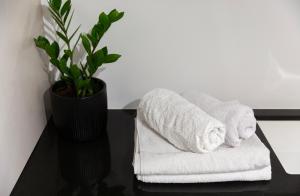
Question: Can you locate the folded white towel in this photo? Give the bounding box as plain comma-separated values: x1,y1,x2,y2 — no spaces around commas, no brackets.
138,88,226,153
133,114,271,183
136,166,272,183
182,91,257,147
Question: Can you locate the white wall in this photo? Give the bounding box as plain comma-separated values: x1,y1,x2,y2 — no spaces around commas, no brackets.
0,0,299,194
58,0,300,109
0,0,49,195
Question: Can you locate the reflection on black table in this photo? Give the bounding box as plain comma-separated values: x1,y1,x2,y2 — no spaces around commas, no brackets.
10,110,300,196
57,132,126,196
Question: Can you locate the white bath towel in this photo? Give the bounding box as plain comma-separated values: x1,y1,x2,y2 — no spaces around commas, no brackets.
182,91,257,147
138,88,226,153
136,166,272,183
133,115,271,183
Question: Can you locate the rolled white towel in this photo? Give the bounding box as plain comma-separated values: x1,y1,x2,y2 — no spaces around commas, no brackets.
182,91,256,147
138,88,226,153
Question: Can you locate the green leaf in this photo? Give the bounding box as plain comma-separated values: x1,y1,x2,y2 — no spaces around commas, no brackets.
51,41,60,58
89,24,105,49
56,31,68,43
61,55,69,66
91,24,102,37
34,36,50,49
48,8,66,32
87,64,97,76
60,0,71,16
64,49,72,57
87,55,98,76
45,45,54,58
93,49,105,65
61,53,69,63
45,41,59,59
58,58,69,75
91,24,105,42
87,34,97,48
81,34,91,55
69,25,81,41
52,56,70,76
98,12,111,31
108,9,124,23
48,6,60,19
50,58,60,68
86,49,106,76
102,46,108,55
70,65,81,79
88,48,104,64
50,0,62,12
66,10,74,31
86,55,92,65
104,54,121,63
63,6,71,23
72,35,81,52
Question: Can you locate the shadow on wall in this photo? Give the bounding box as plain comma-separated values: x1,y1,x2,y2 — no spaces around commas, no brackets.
265,51,300,91
123,99,140,110
43,89,52,120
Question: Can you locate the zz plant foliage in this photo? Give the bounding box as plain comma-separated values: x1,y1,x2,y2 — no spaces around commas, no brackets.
34,0,124,97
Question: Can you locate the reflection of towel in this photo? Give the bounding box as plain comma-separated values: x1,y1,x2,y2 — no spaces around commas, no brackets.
133,115,271,183
138,88,226,153
136,176,269,193
182,91,257,147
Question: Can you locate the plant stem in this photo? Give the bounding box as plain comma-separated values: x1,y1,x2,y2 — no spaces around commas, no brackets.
80,62,88,78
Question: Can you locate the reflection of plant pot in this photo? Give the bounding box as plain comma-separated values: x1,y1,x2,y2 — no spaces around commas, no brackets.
51,78,107,141
58,133,111,187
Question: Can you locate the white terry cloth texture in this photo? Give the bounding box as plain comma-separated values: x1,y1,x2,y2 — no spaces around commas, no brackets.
133,115,271,183
136,166,272,183
138,88,226,153
181,91,257,147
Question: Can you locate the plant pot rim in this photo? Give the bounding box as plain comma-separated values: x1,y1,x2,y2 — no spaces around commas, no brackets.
51,77,106,100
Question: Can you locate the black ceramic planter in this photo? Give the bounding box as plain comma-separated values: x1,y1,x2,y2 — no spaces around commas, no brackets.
51,78,108,141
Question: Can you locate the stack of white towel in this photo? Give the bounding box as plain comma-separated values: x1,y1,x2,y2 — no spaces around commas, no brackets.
133,89,271,183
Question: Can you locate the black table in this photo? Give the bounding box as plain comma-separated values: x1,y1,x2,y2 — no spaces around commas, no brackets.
11,110,300,196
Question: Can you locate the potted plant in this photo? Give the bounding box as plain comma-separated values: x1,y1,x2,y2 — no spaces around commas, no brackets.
34,0,124,141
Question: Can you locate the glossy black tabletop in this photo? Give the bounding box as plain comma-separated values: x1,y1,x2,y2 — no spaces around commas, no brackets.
11,110,300,196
